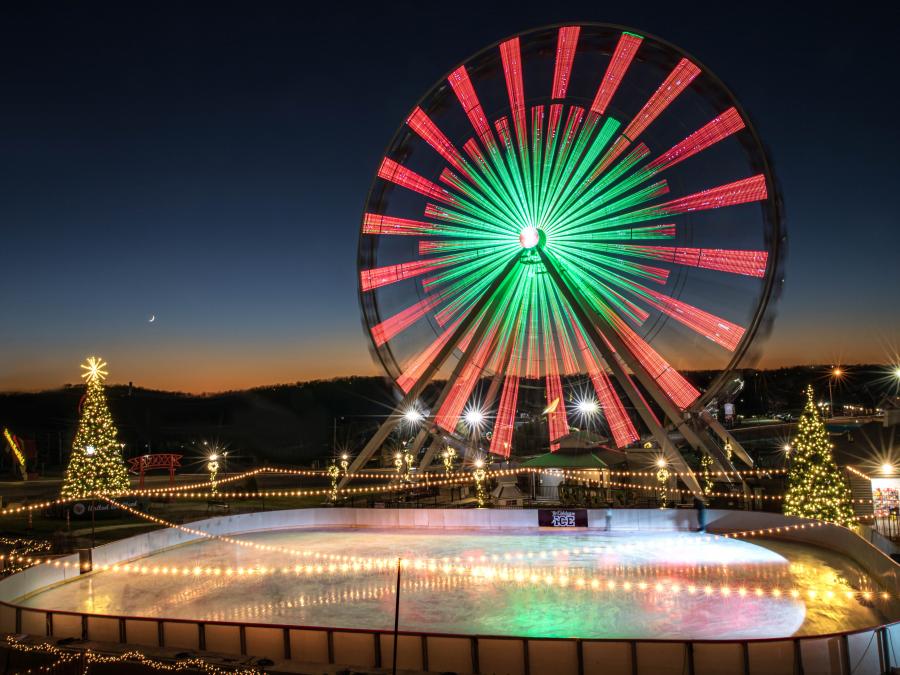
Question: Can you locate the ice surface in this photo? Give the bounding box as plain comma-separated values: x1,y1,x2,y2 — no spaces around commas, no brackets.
18,528,887,639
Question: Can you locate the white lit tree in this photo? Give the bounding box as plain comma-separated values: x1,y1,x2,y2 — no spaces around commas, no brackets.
60,357,131,498
783,385,856,527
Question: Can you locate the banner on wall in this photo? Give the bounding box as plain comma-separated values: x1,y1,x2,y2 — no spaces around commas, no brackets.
871,478,900,517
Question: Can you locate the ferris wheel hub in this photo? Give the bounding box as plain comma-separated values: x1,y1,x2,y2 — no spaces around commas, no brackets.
519,226,541,249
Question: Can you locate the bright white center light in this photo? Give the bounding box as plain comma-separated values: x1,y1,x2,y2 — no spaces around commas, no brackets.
85,445,96,456
403,407,424,424
519,226,540,249
882,463,894,475
576,398,600,416
464,407,485,428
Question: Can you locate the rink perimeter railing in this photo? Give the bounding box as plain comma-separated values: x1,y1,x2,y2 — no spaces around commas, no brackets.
2,507,900,675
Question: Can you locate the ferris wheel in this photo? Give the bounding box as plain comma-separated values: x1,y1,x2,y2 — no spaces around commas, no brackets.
351,23,782,492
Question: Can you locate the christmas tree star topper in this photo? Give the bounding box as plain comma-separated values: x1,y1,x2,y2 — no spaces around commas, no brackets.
80,356,108,383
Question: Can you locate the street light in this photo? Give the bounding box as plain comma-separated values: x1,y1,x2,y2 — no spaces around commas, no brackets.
403,406,424,425
828,367,843,419
463,407,485,430
575,397,600,428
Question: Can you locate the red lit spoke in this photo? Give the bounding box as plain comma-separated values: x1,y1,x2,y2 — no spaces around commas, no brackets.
378,158,457,205
571,320,639,448
360,258,451,292
641,289,745,352
499,37,527,148
591,58,699,180
659,174,767,215
434,324,498,433
489,374,519,458
396,320,463,393
363,213,435,236
552,26,580,99
407,107,471,177
615,245,768,278
609,314,699,409
647,107,745,173
370,295,444,347
622,58,700,140
448,66,497,152
590,32,642,116
546,371,568,452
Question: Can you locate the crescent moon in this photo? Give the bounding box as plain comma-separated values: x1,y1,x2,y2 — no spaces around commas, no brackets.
148,315,156,323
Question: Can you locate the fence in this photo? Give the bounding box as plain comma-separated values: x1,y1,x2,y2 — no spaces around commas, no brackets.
2,507,899,675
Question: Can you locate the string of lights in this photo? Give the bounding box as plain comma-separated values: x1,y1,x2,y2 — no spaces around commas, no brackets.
3,636,261,675
0,465,870,518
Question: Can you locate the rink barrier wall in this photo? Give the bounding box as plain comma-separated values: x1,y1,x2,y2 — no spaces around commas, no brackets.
1,507,899,675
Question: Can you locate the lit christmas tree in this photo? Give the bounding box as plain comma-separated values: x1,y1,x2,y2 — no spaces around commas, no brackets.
60,357,131,499
783,385,856,527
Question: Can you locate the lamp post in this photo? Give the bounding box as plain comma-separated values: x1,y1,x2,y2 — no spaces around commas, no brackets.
655,457,669,509
85,445,96,548
473,458,487,508
828,367,843,419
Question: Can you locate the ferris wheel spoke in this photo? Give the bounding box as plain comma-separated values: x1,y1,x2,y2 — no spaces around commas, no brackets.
541,122,637,232
545,143,653,233
459,140,532,226
362,213,442,236
377,158,457,205
359,258,452,292
406,107,472,179
589,58,701,180
370,294,445,347
555,241,670,284
433,280,519,433
432,262,515,326
589,31,643,117
556,223,676,243
545,280,580,374
554,179,670,235
396,318,464,393
636,288,745,351
549,248,653,325
566,173,767,233
438,171,523,233
646,107,745,173
606,311,700,409
449,66,533,226
424,198,517,237
493,117,533,224
530,106,545,224
420,247,518,292
552,26,580,99
540,116,621,234
535,106,588,228
488,372,519,458
535,104,562,220
570,314,639,447
499,38,527,152
599,244,768,278
538,278,570,451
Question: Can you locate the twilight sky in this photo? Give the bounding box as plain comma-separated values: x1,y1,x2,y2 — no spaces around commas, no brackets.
1,2,897,393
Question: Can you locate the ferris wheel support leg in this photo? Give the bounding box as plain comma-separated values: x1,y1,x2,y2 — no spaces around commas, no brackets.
698,409,753,467
416,290,512,472
340,257,520,488
537,248,707,496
